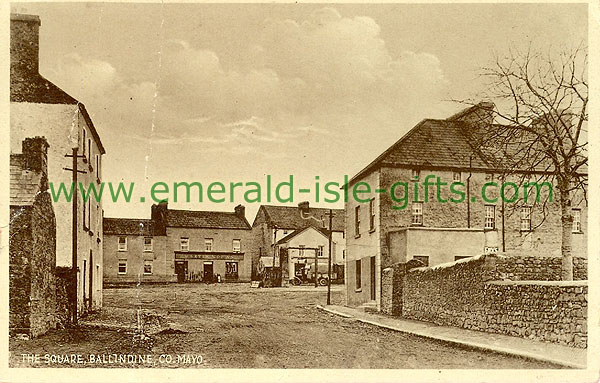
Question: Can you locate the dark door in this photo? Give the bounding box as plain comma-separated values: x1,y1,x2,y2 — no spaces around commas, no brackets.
175,261,187,283
83,260,87,308
89,250,93,310
204,262,214,282
370,256,376,300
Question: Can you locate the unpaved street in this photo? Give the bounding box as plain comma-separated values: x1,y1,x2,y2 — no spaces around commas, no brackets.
10,284,561,368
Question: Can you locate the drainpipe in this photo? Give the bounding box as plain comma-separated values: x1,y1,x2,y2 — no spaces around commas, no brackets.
467,155,472,228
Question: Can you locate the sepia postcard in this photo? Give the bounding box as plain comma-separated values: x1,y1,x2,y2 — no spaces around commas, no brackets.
1,1,598,382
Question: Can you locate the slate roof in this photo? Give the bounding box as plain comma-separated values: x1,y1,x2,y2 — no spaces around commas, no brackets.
259,205,345,232
11,73,77,105
10,154,42,207
348,104,587,185
165,209,251,230
103,218,154,236
276,226,328,244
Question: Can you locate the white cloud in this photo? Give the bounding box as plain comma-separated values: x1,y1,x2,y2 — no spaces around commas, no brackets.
46,6,450,216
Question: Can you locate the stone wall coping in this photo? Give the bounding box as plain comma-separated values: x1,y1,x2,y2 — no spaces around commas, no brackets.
486,280,588,287
408,253,491,273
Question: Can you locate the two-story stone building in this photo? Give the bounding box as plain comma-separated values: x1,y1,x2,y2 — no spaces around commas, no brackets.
10,13,105,314
103,203,252,283
345,103,587,309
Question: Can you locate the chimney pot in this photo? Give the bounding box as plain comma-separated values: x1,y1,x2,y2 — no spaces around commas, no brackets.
298,201,310,212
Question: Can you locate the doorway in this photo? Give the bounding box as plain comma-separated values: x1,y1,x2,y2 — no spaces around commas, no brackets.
203,261,214,282
82,259,87,308
89,250,93,310
175,261,188,283
370,256,376,301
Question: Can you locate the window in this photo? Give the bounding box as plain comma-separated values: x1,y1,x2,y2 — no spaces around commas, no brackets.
118,260,127,274
520,207,532,231
342,250,346,259
82,129,86,156
411,169,420,180
144,237,153,252
299,245,305,257
485,173,494,182
485,205,496,230
232,239,241,253
355,260,362,290
317,245,324,257
369,198,375,231
412,202,423,225
354,206,361,236
180,238,189,251
96,154,100,179
118,237,127,251
88,138,92,163
283,230,289,235
453,171,461,182
143,260,152,275
413,255,429,267
225,262,239,279
205,238,213,251
87,199,91,230
572,209,582,233
83,196,87,229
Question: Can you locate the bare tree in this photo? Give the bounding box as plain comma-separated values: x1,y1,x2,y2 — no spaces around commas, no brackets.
460,45,587,280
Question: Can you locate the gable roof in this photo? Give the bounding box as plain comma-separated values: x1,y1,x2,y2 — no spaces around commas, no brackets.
258,205,345,232
276,226,328,244
166,209,251,230
10,153,42,207
11,74,106,155
347,102,586,185
103,218,155,236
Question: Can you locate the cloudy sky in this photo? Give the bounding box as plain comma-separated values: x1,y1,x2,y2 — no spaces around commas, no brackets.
14,3,587,220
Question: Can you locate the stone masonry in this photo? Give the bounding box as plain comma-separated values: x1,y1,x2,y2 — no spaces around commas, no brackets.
381,254,588,348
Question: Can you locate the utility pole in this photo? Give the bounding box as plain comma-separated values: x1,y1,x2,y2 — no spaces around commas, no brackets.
64,148,86,325
314,247,318,288
327,209,333,305
272,226,278,287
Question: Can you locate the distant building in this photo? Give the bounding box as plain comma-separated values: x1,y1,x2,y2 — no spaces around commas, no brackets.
103,218,175,284
103,203,252,284
251,203,345,282
345,103,587,309
9,137,58,337
274,226,345,285
10,13,105,314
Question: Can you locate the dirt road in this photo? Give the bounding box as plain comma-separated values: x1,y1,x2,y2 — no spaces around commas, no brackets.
10,284,561,368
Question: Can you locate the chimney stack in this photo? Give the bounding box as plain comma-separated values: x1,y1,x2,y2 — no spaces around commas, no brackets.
447,101,495,126
151,200,168,235
22,136,49,173
11,13,41,79
234,204,246,219
298,201,310,213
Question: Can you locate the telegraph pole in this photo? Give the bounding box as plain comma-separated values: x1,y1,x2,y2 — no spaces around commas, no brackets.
327,209,333,305
64,148,86,325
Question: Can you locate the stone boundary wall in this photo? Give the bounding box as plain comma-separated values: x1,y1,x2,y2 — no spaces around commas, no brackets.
381,263,405,316
485,281,587,348
494,254,587,281
381,254,588,348
55,266,74,328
